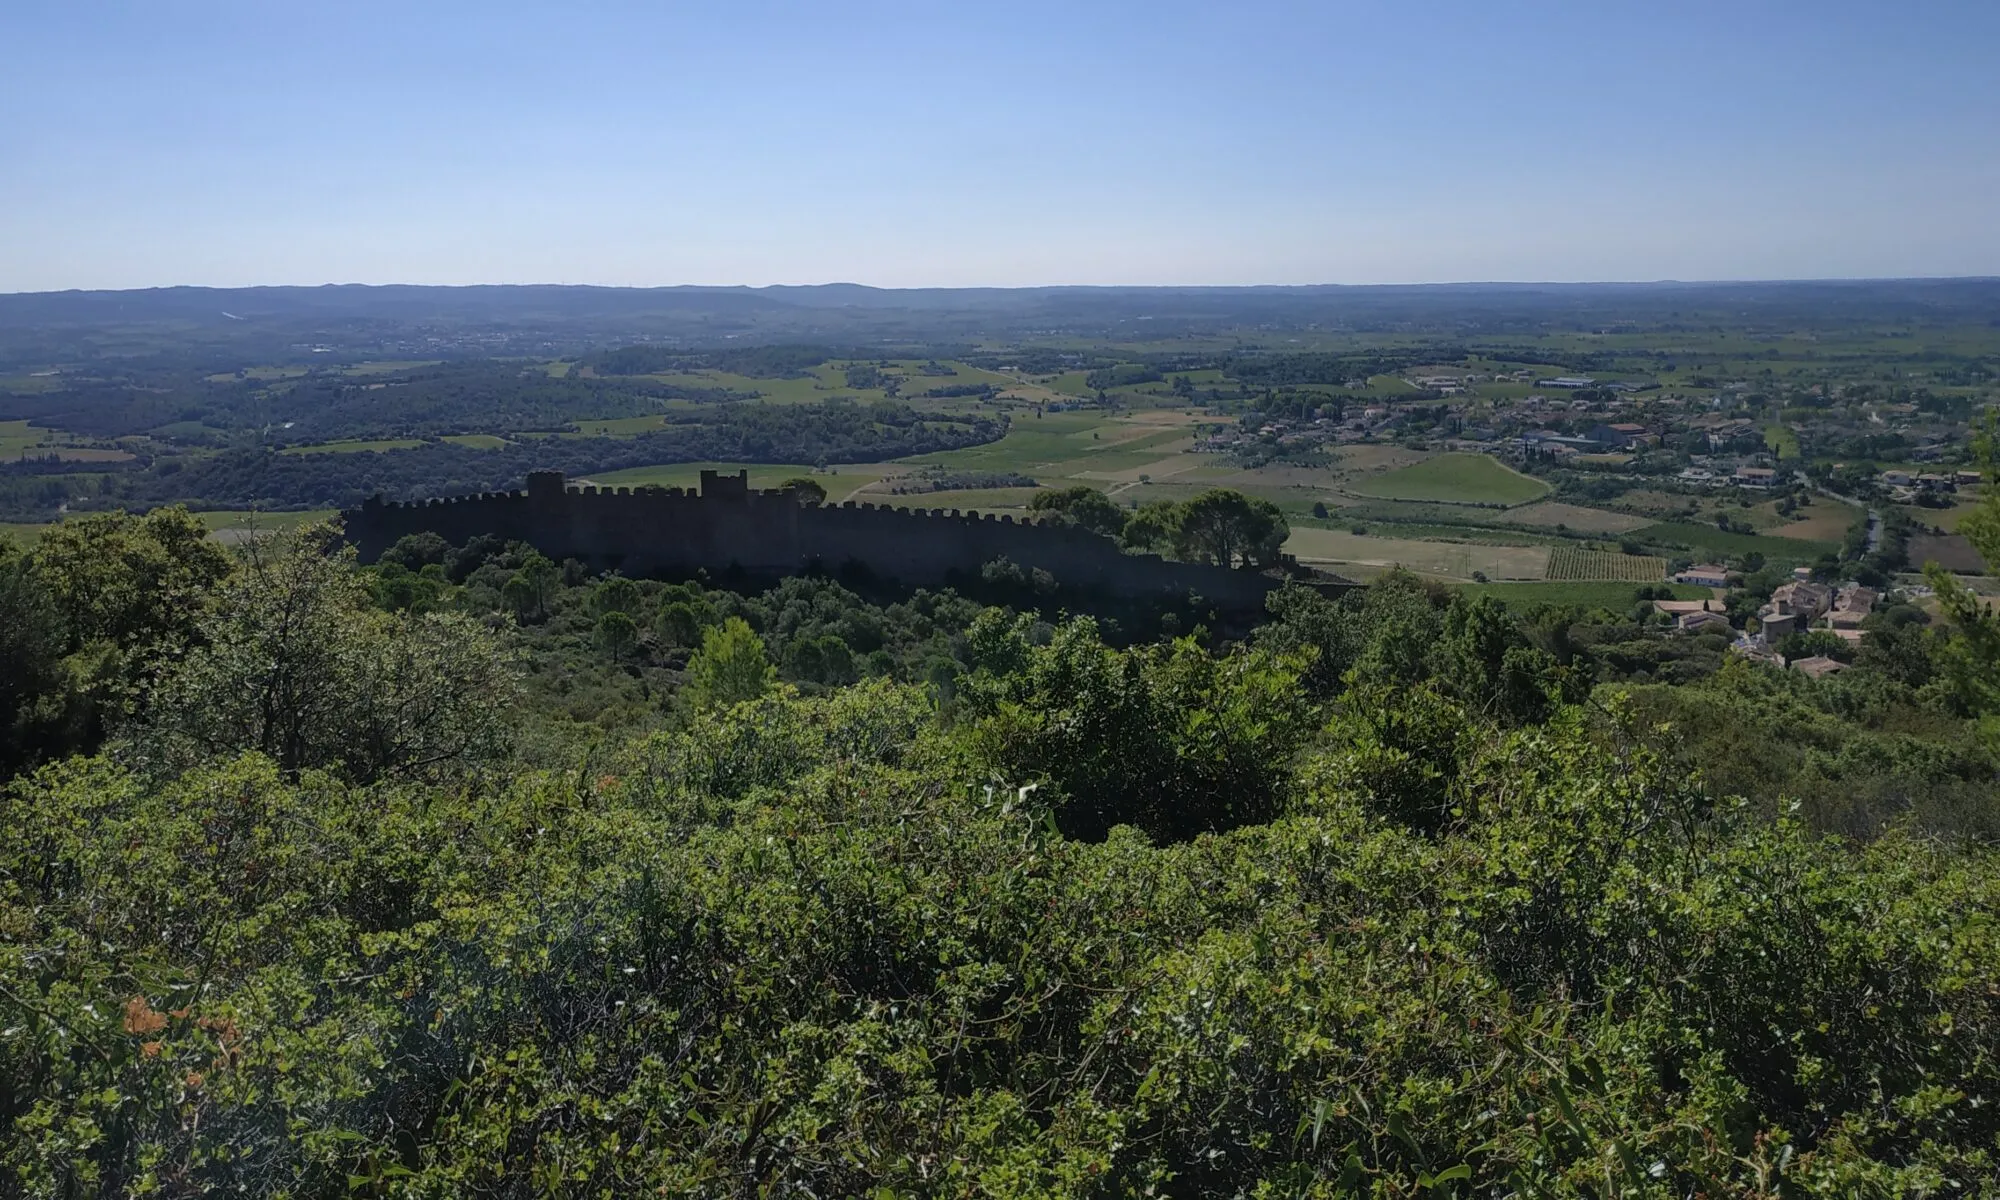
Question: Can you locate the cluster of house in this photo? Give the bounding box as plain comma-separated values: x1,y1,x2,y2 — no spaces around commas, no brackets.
1759,577,1875,646
1878,468,1979,503
1518,423,1656,455
1492,393,1778,475
1675,465,1782,488
1659,567,1880,680
1198,406,1405,453
1196,368,1984,503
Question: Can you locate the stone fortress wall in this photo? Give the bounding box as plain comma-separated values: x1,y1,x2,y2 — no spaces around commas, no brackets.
343,469,1354,612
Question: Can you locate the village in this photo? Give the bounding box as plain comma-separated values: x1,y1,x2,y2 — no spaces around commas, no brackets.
1193,366,1981,501
1656,565,1906,680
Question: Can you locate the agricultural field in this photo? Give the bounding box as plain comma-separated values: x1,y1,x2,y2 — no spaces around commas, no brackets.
570,416,668,437
1909,533,1989,575
899,412,1192,479
582,461,899,502
2,419,48,453
1633,521,1840,564
1764,423,1801,459
0,372,65,393
1296,517,1565,547
197,509,341,544
1766,504,1861,542
1606,489,1711,523
632,360,1030,409
0,418,136,462
1457,580,1711,610
1331,444,1429,475
1545,545,1669,582
342,360,442,376
2,509,338,546
1494,501,1652,534
1284,527,1550,581
873,487,1044,512
1044,371,1094,396
203,365,309,383
1894,498,1984,533
19,445,134,463
1344,453,1549,506
4,299,1994,599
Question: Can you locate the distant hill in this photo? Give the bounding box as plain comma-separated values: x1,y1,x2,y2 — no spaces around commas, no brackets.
5,277,1999,332
4,278,1999,370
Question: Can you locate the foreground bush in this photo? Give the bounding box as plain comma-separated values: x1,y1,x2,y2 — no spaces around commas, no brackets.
4,680,1997,1196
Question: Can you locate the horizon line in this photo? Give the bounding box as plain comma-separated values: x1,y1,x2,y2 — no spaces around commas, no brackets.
6,274,2000,299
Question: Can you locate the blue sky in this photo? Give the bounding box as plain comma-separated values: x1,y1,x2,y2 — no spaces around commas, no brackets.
4,0,1997,290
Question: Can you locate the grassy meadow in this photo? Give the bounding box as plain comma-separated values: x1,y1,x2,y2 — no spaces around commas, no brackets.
0,418,136,462
1345,452,1550,506
1286,527,1551,580
440,434,511,450
1634,521,1841,563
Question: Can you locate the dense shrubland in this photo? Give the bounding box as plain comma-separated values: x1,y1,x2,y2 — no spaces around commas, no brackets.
4,504,2000,1195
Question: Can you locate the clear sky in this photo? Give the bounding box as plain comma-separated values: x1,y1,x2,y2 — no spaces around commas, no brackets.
4,0,1997,291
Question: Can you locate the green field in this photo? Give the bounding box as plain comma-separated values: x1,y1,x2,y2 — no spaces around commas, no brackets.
877,487,1044,512
0,419,51,454
581,462,899,502
440,434,510,450
576,413,1197,505
570,417,667,437
195,509,340,543
192,508,338,531
1,418,140,462
280,438,425,455
4,509,337,546
1456,580,1710,610
1346,453,1550,506
1285,527,1550,580
1764,423,1801,459
203,366,309,382
1497,501,1652,533
1634,521,1839,563
342,360,442,376
636,360,1024,408
899,412,1143,475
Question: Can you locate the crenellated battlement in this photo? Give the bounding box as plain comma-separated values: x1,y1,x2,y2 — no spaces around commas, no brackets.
344,468,1353,613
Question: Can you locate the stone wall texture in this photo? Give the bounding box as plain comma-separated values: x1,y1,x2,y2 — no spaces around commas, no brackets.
343,469,1353,613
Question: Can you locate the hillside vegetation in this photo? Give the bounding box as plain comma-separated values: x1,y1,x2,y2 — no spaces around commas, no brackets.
5,290,2000,1192
3,491,2000,1195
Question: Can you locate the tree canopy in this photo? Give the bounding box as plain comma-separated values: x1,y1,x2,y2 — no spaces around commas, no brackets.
1027,484,1128,538
2,516,2000,1194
